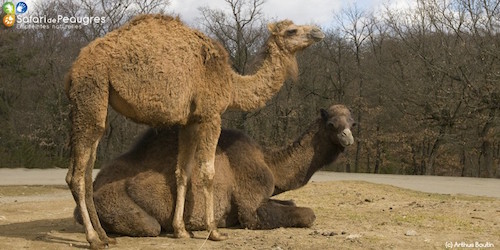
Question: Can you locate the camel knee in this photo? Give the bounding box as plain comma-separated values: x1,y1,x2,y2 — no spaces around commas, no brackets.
200,160,216,197
107,213,161,237
65,171,86,193
296,207,316,227
175,167,189,186
133,217,162,237
66,146,93,189
199,160,216,184
254,202,316,229
66,162,84,189
65,167,73,187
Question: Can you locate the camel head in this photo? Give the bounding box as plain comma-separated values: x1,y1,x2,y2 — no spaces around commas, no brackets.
267,20,325,53
320,105,356,148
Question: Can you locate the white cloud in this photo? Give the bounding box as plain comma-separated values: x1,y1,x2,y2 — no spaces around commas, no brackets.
262,0,342,26
169,0,416,28
169,0,343,27
169,0,229,27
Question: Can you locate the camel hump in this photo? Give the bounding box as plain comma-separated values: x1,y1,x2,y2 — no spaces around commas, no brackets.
201,42,228,66
125,14,179,28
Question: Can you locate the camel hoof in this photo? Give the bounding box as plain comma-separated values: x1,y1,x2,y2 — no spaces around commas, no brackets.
209,230,228,241
89,240,108,250
102,237,117,245
174,229,192,239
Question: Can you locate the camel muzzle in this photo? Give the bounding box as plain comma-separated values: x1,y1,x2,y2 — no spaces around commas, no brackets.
338,128,354,147
309,27,325,42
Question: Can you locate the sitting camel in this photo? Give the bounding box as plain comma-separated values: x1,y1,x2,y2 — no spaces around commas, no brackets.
77,105,355,235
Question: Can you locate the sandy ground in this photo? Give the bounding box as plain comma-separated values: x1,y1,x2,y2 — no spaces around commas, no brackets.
0,169,499,249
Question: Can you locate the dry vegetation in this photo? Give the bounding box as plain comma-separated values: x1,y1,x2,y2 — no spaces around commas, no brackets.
0,181,498,249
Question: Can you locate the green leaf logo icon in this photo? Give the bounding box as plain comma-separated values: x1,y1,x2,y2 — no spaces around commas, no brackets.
3,2,15,14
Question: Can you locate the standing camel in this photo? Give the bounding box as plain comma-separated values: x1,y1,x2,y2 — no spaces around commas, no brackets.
65,14,324,249
74,104,355,235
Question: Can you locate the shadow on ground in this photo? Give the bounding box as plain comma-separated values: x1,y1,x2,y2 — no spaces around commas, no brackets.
0,217,89,249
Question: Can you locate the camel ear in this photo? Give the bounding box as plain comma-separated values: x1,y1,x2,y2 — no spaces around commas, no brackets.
267,23,276,33
320,108,329,122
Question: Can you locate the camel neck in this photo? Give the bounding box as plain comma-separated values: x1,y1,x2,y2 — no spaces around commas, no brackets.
228,38,297,111
264,120,342,195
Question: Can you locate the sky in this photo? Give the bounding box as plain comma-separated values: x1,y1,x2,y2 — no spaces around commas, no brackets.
17,0,415,29
169,0,415,28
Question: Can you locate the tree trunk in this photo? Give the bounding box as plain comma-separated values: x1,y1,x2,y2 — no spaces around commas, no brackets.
460,148,466,177
366,151,371,173
355,138,362,173
411,146,419,175
477,109,496,177
479,140,493,178
374,124,382,174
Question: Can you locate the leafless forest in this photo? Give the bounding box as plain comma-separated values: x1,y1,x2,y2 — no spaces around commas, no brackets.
0,0,498,177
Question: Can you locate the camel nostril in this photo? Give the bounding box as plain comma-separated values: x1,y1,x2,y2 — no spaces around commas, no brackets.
338,129,354,147
341,129,351,137
309,27,325,41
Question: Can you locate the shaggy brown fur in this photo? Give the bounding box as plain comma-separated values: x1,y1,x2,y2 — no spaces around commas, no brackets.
75,105,354,236
65,14,324,248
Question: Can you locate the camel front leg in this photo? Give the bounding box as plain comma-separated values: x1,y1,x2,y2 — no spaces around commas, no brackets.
255,200,316,229
172,123,199,238
269,198,296,206
196,118,227,241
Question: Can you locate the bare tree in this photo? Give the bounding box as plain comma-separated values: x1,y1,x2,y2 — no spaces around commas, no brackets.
0,0,171,167
333,4,372,172
1,0,497,178
59,0,170,41
199,0,266,74
199,0,267,131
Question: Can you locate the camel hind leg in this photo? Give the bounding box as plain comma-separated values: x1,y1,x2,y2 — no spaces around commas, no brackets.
67,140,110,249
85,142,117,244
67,145,101,248
66,76,113,249
172,122,199,238
94,183,162,237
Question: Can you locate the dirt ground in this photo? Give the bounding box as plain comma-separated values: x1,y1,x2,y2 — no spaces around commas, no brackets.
0,181,498,250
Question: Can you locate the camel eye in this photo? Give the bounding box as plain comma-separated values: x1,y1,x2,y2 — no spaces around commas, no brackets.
351,117,357,127
286,29,298,36
327,121,336,130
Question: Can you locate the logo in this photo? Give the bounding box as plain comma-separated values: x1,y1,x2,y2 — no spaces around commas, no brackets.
2,1,27,27
2,1,105,30
3,14,15,27
2,2,15,15
16,2,27,14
